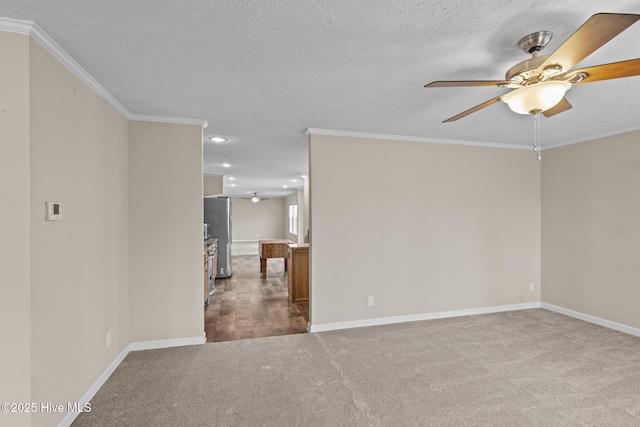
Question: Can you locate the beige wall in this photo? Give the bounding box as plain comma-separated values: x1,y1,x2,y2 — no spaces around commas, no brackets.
297,189,306,243
28,38,130,427
0,31,32,427
303,176,310,241
128,121,204,342
542,131,640,329
203,175,223,196
310,135,541,326
231,197,286,241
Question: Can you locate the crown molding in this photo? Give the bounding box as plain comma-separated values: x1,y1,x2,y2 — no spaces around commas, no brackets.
0,17,33,34
305,128,531,151
306,126,640,152
541,124,640,151
28,20,132,118
129,114,208,128
0,18,207,129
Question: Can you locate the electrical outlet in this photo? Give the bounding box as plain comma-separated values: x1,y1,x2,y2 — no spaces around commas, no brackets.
368,296,374,306
529,282,535,292
106,330,112,348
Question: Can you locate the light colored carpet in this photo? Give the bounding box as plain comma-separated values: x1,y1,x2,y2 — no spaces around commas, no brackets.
72,309,640,426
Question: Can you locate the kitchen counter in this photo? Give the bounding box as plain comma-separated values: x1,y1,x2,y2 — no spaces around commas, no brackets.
287,243,309,302
286,243,308,249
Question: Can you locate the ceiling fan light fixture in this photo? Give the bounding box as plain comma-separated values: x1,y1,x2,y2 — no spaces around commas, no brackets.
251,194,260,203
502,81,571,115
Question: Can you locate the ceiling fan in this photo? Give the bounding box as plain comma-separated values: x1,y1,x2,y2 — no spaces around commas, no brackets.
242,192,270,203
424,13,640,123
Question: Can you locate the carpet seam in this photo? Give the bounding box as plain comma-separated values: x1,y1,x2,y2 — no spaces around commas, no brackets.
315,333,378,425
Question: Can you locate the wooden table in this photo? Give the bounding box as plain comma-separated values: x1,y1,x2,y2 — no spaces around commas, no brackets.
259,239,294,278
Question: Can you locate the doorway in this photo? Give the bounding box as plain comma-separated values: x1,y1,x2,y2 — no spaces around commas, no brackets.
204,196,309,343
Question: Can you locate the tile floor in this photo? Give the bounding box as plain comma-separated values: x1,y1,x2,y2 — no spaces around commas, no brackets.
204,255,309,343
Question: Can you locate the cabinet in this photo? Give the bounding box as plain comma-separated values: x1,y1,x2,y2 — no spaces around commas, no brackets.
287,243,309,302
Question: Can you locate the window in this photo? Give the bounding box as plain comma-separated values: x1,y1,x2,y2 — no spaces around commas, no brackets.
289,203,298,235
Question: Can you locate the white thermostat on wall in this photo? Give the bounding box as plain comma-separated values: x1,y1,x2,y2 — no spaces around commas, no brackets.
45,201,62,221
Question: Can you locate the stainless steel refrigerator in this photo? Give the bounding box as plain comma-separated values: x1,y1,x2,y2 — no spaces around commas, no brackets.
204,197,232,278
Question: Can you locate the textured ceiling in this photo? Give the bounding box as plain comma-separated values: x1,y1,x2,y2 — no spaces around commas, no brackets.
2,0,640,197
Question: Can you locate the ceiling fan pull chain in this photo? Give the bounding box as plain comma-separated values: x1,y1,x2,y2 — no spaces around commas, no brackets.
533,111,542,161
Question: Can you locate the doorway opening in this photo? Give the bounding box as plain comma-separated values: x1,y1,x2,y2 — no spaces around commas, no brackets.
204,196,309,343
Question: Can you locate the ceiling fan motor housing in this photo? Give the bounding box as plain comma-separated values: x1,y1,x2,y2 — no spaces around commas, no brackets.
505,55,549,83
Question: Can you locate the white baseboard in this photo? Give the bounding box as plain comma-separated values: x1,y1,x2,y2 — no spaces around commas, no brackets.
58,344,130,427
541,303,640,338
129,333,207,351
58,333,206,427
308,302,542,333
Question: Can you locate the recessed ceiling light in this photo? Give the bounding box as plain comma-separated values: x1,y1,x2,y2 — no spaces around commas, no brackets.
283,185,288,188
291,179,298,182
230,184,236,187
221,163,231,168
209,136,227,143
228,177,235,180
301,175,308,179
